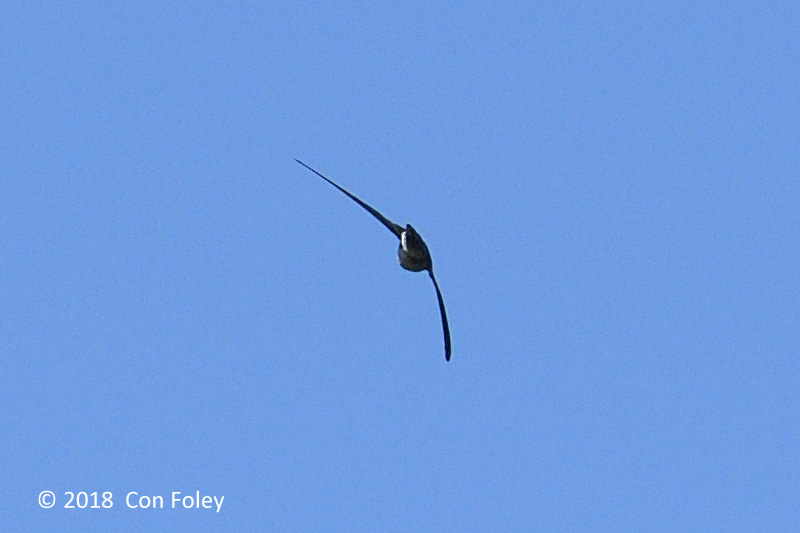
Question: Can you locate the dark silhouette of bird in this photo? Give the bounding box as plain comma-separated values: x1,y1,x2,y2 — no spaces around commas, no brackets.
295,159,451,362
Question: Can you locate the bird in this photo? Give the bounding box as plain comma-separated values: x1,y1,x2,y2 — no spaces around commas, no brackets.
295,159,451,362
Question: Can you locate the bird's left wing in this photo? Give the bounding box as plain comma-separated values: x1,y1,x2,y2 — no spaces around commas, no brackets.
295,159,404,239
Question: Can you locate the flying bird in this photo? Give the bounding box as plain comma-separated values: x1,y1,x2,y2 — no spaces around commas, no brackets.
295,159,451,362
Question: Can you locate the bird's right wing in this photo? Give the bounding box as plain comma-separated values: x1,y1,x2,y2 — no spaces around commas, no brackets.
429,270,452,362
295,159,404,239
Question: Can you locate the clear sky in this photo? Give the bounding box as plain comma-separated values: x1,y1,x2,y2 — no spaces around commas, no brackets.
3,3,798,531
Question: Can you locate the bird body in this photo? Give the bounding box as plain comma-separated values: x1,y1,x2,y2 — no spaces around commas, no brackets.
295,159,451,362
399,224,431,272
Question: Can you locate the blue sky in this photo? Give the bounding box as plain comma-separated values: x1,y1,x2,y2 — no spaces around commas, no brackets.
2,3,798,531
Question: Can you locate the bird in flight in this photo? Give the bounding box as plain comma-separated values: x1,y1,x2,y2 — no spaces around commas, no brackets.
295,159,451,362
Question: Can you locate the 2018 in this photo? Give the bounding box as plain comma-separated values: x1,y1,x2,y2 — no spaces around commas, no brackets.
64,491,113,509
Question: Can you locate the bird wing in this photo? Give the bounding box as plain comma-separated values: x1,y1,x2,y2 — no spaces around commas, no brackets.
429,270,452,362
295,159,404,239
